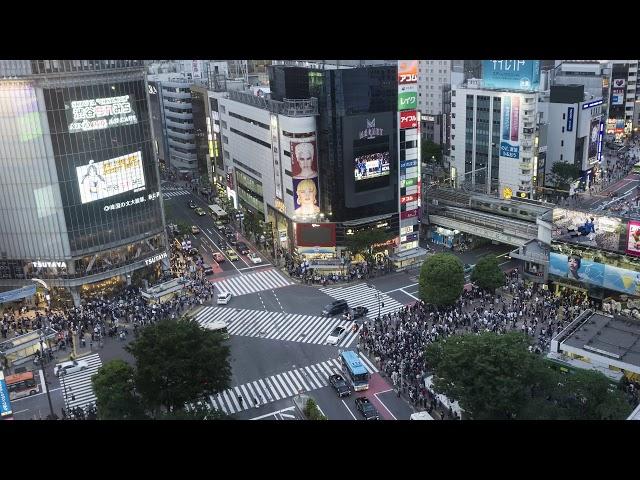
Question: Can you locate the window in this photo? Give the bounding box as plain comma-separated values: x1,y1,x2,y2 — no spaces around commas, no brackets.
221,120,227,129
562,126,565,133
220,105,226,113
561,140,564,147
560,154,563,160
452,102,456,108
562,113,566,120
222,135,228,144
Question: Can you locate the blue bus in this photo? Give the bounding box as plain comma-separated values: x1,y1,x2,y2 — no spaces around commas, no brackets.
340,350,370,391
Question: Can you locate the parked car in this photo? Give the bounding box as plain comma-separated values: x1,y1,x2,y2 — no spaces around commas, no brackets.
326,326,347,345
195,207,206,216
355,397,380,420
247,252,262,264
191,225,200,234
322,299,349,316
213,252,226,263
217,292,232,305
226,248,239,261
236,242,250,255
54,360,89,377
188,201,197,209
328,374,351,397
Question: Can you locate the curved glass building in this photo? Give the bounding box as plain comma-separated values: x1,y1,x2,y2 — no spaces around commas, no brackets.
0,60,168,305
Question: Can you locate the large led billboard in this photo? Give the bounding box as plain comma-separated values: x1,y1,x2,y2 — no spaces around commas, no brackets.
68,95,137,132
352,133,391,192
354,151,391,180
76,151,146,204
552,208,624,253
588,117,601,161
549,251,605,285
296,223,336,247
482,60,540,91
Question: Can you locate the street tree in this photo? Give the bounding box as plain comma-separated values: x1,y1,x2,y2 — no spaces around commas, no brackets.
91,360,148,420
470,255,505,293
125,319,232,414
418,253,464,306
560,369,631,420
424,332,541,419
158,402,228,420
421,140,443,164
345,229,395,261
550,161,580,189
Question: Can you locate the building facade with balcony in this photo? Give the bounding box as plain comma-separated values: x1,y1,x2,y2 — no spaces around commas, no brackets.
0,60,168,306
449,84,538,199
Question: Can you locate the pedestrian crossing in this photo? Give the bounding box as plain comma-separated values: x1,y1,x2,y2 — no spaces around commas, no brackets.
195,306,359,347
319,283,406,318
208,355,379,415
162,188,191,199
212,268,294,296
59,353,102,411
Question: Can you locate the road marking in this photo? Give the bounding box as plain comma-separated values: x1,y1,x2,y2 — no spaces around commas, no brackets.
342,399,357,420
199,228,243,275
316,403,328,419
400,288,420,300
272,290,284,312
10,386,62,402
373,391,397,420
498,260,511,267
38,369,46,393
12,409,29,415
496,252,510,258
383,283,418,294
279,413,296,419
250,405,296,420
238,264,273,270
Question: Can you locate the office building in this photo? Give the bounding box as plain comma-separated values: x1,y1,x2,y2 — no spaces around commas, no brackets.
0,60,168,306
417,60,450,145
607,60,638,137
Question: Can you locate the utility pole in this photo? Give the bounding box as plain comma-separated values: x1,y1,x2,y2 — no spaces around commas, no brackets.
39,333,57,420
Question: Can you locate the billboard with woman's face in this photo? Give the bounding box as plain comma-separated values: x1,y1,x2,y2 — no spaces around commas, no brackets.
293,177,320,217
291,141,318,179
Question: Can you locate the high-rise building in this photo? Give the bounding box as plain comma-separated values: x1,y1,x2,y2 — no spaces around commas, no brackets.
607,60,638,137
0,60,168,306
417,60,450,145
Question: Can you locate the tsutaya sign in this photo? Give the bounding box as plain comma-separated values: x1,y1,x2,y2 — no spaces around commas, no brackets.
69,95,138,132
32,261,66,269
144,252,168,266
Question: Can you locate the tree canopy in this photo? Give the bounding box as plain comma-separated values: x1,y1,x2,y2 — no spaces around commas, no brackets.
91,359,147,420
421,140,443,164
419,253,464,306
345,229,395,260
425,332,633,420
470,255,505,292
125,318,232,414
550,161,580,188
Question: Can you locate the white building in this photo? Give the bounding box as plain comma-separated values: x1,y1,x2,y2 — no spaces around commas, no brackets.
608,60,638,136
550,61,609,104
217,90,318,251
418,60,451,116
450,84,538,199
538,85,604,189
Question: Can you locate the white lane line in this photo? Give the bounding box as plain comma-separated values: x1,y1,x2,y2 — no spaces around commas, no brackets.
373,391,397,420
342,399,357,420
200,228,242,275
400,288,420,300
238,264,272,270
383,283,418,294
250,406,296,420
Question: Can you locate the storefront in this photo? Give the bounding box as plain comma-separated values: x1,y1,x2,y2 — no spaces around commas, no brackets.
79,276,125,301
428,226,458,248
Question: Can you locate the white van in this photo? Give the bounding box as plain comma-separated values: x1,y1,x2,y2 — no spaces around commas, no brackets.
217,292,232,305
410,411,434,420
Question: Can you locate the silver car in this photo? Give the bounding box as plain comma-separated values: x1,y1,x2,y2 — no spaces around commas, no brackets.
54,360,89,377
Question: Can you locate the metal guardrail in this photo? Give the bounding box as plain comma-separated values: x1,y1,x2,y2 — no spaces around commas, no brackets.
227,90,318,116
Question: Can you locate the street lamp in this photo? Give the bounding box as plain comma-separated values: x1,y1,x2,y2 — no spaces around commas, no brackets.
39,332,57,420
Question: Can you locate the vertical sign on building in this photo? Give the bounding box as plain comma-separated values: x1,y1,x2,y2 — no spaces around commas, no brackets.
270,114,283,200
398,60,421,252
0,371,13,418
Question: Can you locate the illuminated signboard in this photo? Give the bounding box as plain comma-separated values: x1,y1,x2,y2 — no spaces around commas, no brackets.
68,95,137,132
482,60,540,91
144,252,168,266
582,99,603,109
295,223,336,247
398,60,418,84
566,107,574,132
400,110,418,129
0,371,12,417
500,94,520,159
398,91,418,111
76,151,145,204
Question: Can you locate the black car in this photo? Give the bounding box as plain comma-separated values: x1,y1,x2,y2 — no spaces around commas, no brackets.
236,242,250,255
224,226,234,236
322,299,349,316
344,306,369,319
354,397,380,420
202,264,214,275
329,374,351,398
226,235,238,246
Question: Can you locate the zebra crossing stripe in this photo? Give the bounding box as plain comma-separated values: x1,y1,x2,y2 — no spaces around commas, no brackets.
292,369,311,391
60,353,102,410
257,378,275,402
213,268,294,296
319,283,406,318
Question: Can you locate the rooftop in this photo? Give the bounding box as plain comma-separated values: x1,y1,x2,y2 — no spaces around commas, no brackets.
562,312,640,369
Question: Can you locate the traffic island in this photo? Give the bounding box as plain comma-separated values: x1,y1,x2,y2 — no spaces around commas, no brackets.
293,394,327,420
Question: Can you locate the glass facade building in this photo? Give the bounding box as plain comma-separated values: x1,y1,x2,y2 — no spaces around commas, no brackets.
0,60,167,304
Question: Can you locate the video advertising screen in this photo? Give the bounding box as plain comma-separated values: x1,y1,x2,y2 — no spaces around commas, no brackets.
551,208,625,253
353,136,391,192
296,223,336,247
76,151,146,204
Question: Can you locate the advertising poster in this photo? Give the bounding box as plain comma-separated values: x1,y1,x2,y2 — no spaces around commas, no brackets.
549,252,605,286
293,176,320,217
588,117,601,160
291,140,318,179
68,95,137,133
76,151,145,204
482,60,540,91
398,60,418,84
552,208,622,251
603,264,640,295
398,91,418,111
626,220,640,256
296,223,336,247
500,94,520,159
0,374,12,417
400,110,418,129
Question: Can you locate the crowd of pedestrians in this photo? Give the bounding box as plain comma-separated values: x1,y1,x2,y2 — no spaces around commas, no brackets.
357,271,591,419
285,256,392,285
